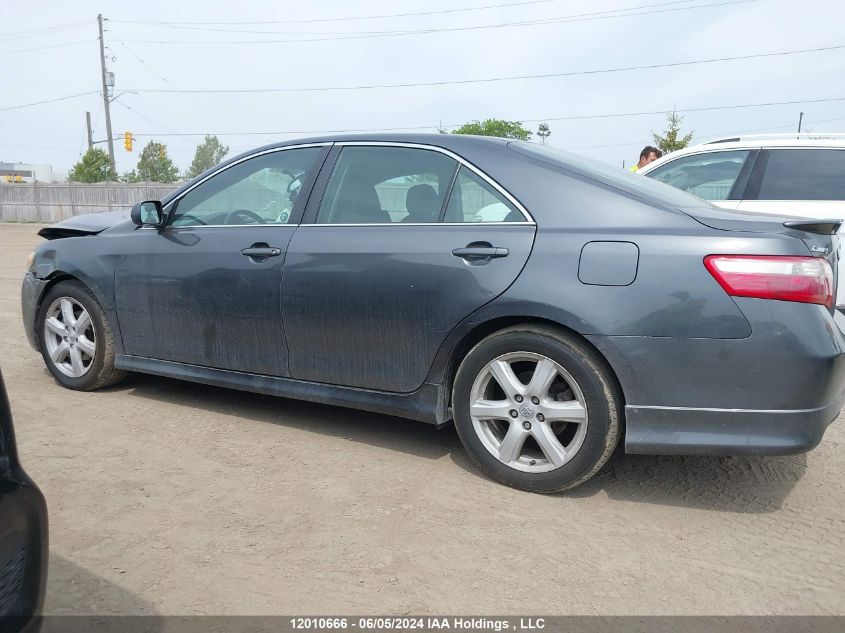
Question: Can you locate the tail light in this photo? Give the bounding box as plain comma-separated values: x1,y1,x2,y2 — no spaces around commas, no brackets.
704,255,833,308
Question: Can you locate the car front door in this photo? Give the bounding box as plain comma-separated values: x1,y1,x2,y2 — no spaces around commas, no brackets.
281,143,536,393
644,148,757,209
114,144,328,376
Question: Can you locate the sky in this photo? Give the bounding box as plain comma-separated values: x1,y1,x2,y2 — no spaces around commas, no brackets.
2,0,844,176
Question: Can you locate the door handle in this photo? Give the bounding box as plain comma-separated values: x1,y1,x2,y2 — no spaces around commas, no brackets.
241,246,281,258
452,246,509,259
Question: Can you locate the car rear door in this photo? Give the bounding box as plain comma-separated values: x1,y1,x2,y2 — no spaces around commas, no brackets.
736,147,845,216
281,143,536,393
114,144,329,376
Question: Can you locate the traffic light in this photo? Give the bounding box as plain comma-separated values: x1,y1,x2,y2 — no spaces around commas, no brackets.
124,132,133,152
158,144,166,159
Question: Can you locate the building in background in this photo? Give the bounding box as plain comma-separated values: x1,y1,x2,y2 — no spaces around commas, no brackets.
0,162,67,183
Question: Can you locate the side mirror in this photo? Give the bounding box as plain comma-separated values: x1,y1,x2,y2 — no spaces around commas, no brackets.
131,200,165,227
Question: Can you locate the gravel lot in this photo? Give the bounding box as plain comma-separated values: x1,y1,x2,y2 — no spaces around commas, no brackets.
2,222,844,616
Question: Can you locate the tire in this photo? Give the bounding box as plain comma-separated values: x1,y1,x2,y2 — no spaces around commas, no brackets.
452,325,622,493
36,280,126,391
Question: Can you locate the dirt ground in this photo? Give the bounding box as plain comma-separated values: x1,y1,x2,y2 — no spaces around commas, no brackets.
1,222,843,616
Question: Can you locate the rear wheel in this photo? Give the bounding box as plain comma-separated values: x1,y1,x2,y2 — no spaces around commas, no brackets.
452,325,622,493
37,281,126,391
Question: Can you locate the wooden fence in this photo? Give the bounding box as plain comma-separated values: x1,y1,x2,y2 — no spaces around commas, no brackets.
0,182,179,223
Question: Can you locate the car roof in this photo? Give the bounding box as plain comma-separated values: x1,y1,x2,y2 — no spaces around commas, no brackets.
241,132,511,154
639,133,845,173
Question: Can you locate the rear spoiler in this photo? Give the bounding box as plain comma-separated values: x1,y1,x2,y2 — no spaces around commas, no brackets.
783,219,843,235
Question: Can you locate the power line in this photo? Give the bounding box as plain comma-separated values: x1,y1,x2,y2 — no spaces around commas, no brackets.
0,90,100,112
561,115,845,151
115,0,724,37
111,36,245,132
127,44,845,95
124,95,845,138
110,0,663,25
114,101,199,147
0,39,94,55
520,96,845,123
114,0,753,44
0,20,89,40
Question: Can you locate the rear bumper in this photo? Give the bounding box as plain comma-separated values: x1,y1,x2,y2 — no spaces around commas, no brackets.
624,392,842,455
588,299,845,456
20,273,47,352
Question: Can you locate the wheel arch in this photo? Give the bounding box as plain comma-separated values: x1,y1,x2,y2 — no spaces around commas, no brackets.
442,316,628,413
31,272,103,352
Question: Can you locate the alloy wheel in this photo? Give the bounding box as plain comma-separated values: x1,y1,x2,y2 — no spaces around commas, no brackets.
42,297,96,378
469,351,588,473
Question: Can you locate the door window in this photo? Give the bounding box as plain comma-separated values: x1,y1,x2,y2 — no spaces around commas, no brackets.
758,149,845,200
646,150,751,200
170,147,322,226
443,166,525,222
316,146,457,224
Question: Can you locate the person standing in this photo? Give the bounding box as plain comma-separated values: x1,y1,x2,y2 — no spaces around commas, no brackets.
630,146,663,172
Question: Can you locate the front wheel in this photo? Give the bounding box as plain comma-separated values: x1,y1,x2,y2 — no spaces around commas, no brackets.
37,280,126,391
452,325,622,493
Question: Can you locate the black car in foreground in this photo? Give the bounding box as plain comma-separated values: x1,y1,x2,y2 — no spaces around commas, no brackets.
0,370,47,632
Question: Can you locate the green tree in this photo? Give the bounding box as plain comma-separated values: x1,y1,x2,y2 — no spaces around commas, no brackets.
135,141,179,183
537,122,551,144
185,135,229,179
69,148,115,183
452,119,532,140
653,110,693,154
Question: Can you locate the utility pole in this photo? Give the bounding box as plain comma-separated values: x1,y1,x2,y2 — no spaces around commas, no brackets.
85,111,93,150
98,14,115,175
798,111,804,135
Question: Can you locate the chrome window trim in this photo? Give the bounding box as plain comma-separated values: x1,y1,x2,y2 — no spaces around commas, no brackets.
297,222,534,227
139,224,298,230
161,142,331,218
142,222,534,230
154,140,535,227
323,141,535,225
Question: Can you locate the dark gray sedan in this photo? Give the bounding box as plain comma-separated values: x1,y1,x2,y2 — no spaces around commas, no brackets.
20,134,845,492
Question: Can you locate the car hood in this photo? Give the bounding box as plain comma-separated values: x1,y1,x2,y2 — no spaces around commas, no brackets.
37,209,131,240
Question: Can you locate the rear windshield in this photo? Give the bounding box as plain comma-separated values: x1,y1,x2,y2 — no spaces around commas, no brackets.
508,142,710,209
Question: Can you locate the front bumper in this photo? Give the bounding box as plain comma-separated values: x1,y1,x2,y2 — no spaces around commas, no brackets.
588,299,845,456
20,273,48,352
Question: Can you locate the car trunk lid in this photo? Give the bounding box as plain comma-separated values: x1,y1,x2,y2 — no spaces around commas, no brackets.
680,204,842,310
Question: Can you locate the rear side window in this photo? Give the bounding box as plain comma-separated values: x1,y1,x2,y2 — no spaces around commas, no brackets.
645,150,750,200
316,146,457,224
443,166,525,222
758,149,845,200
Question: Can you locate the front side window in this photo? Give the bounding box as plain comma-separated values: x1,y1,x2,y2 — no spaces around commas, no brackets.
646,150,751,200
443,166,524,222
170,147,322,227
758,149,845,200
316,146,457,224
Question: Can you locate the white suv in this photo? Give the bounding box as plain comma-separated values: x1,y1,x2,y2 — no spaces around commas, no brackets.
639,133,845,306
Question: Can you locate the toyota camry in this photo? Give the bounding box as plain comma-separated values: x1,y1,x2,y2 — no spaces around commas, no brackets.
21,134,845,493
